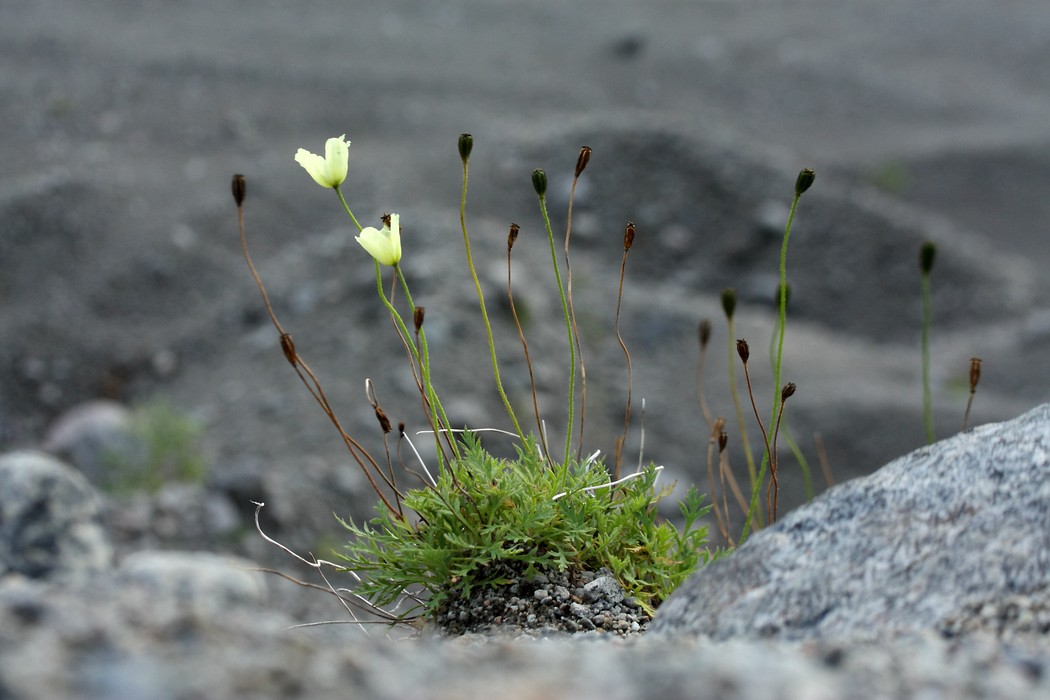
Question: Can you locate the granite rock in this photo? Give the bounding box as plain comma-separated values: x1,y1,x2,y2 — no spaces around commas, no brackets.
0,450,113,582
650,403,1050,642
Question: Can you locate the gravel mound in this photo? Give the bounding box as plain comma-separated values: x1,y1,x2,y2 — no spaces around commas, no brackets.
434,561,649,637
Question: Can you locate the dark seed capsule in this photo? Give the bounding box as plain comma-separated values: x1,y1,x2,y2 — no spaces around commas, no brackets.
736,339,750,364
795,168,815,196
623,221,636,251
920,241,937,274
699,320,712,349
532,169,547,197
575,146,592,178
458,133,473,162
721,288,736,320
231,174,246,206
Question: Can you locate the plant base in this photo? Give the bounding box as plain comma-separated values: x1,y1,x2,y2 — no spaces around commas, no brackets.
432,560,650,638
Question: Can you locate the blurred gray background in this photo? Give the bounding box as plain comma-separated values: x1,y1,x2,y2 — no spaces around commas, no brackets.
3,1,1049,539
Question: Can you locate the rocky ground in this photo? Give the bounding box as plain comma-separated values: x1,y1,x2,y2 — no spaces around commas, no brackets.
1,405,1048,699
4,1,1050,533
2,2,1050,696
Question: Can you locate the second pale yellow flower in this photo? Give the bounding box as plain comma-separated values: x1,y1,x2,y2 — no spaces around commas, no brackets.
356,214,402,266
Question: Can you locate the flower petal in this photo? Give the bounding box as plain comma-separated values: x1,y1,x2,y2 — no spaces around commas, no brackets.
356,226,392,266
387,213,402,264
294,135,349,188
355,214,402,266
294,149,330,187
324,135,349,186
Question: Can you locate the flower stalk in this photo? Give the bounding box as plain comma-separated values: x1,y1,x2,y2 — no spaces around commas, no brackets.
456,134,526,445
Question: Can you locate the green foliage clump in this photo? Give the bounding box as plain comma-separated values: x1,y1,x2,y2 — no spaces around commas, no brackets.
107,399,207,494
336,433,711,618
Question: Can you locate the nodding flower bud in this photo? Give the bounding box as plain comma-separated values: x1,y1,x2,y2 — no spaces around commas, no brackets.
718,431,728,453
623,221,636,251
721,288,737,320
374,406,393,434
508,223,520,252
781,382,797,402
969,357,982,393
414,306,425,333
279,333,297,366
736,339,750,364
458,133,473,163
795,168,816,196
699,319,712,349
920,241,937,274
532,168,547,197
398,422,406,438
231,174,247,207
575,146,592,178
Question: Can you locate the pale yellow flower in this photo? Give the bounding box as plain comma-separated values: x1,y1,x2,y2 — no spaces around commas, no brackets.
356,214,402,266
294,135,349,188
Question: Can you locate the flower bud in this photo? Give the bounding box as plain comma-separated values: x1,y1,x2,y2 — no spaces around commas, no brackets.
781,382,797,402
508,223,520,252
414,306,425,333
279,333,297,366
699,320,712,349
721,288,736,320
623,221,636,251
575,146,592,178
920,241,937,274
532,168,547,197
458,133,474,163
736,339,750,364
718,431,728,453
231,174,246,206
374,406,393,434
969,357,982,393
795,168,815,196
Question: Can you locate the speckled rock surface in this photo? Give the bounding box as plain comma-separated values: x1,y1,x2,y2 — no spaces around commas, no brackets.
650,402,1050,643
0,451,113,583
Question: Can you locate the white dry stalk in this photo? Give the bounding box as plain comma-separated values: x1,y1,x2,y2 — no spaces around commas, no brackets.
401,432,437,487
552,465,662,501
250,501,416,631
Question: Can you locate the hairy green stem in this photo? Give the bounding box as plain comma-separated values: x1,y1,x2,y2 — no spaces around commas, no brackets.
396,267,459,460
537,192,576,466
740,186,804,544
783,427,814,500
458,158,525,444
772,191,801,429
371,263,449,469
334,186,363,233
726,316,757,491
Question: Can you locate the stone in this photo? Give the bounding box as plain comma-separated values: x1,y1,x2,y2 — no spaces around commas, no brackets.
116,551,268,624
107,482,241,552
650,403,1050,642
42,400,142,489
0,450,113,582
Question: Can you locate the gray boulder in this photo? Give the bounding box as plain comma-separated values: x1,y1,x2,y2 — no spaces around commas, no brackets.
0,450,113,582
116,550,268,622
651,402,1050,642
42,400,141,489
